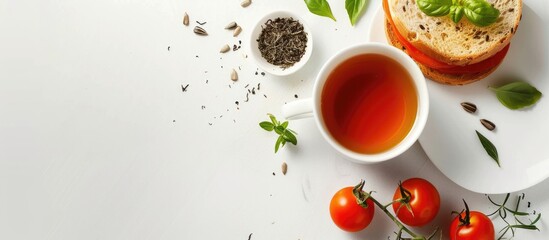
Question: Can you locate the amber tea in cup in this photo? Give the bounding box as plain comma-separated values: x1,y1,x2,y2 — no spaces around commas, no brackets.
282,43,428,163
320,54,418,154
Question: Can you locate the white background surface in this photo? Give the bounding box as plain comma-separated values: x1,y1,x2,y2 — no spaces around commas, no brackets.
0,0,547,239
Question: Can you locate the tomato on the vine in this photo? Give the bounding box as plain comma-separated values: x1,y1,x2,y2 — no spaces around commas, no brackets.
449,200,495,240
392,178,440,227
330,181,375,232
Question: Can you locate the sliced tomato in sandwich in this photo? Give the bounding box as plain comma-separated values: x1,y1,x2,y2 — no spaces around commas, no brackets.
382,0,509,75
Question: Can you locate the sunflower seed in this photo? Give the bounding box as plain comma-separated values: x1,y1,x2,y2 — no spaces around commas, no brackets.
225,21,237,30
233,26,242,37
220,44,230,53
193,26,207,36
480,119,496,131
281,162,287,175
461,102,477,113
230,69,238,81
241,0,252,7
183,12,189,26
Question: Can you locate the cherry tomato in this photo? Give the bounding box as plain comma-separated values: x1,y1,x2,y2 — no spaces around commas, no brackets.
330,183,375,232
449,200,494,240
392,178,440,227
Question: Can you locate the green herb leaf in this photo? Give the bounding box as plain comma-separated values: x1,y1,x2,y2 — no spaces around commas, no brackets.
476,130,500,167
450,5,464,23
417,0,452,17
283,130,298,145
509,225,539,230
259,121,274,131
489,81,542,110
462,0,500,27
274,125,285,135
281,121,289,129
268,114,278,125
531,213,542,224
304,0,337,21
345,0,367,26
275,135,284,153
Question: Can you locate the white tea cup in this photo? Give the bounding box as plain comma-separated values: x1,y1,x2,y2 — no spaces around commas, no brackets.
282,43,429,164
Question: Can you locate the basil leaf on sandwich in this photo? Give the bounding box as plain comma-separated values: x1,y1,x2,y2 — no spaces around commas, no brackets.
450,5,464,23
462,0,501,27
417,0,500,27
418,0,452,16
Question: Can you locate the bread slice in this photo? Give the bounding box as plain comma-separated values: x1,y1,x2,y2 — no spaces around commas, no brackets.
388,0,522,66
385,19,500,85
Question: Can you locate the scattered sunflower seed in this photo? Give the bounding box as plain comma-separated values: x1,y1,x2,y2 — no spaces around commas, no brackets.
193,26,208,36
225,21,237,30
281,162,287,175
220,44,230,53
461,102,477,113
480,119,496,131
183,12,189,26
231,69,238,81
233,26,242,37
241,0,252,8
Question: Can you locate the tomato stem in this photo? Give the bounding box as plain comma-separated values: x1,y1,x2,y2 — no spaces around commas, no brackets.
459,199,472,226
396,182,415,218
354,180,439,240
353,180,372,208
398,181,412,203
368,195,424,239
383,198,406,209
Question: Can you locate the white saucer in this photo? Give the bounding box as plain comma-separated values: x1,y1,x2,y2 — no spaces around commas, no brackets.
367,2,549,194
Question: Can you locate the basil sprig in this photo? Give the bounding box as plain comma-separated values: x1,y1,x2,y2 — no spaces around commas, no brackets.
489,81,542,110
345,0,367,26
417,0,500,27
260,114,298,153
304,0,337,21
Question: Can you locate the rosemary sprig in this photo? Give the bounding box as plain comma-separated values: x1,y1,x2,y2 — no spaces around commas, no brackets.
487,193,541,240
259,114,298,153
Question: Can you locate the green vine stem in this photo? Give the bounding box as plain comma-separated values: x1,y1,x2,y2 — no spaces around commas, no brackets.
369,196,424,239
354,180,437,240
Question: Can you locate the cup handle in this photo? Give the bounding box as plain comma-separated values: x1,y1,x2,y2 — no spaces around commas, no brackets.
282,98,314,120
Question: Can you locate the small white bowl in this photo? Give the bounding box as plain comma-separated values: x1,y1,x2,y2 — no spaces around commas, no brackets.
249,11,313,76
